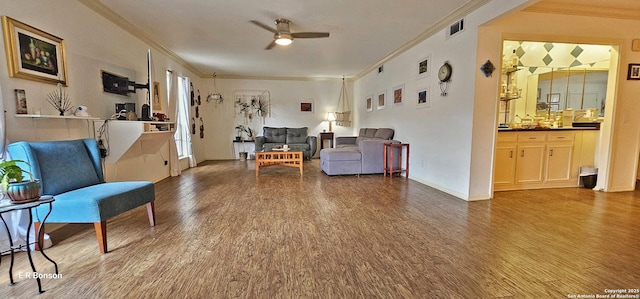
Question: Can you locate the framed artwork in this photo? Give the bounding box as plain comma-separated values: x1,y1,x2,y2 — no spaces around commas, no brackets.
377,90,386,110
417,54,431,79
365,96,373,112
14,89,27,114
299,99,314,113
2,16,68,85
152,81,162,110
393,84,404,106
547,93,560,103
627,63,640,80
417,87,430,109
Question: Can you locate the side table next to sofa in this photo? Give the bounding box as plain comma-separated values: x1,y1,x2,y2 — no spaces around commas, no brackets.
384,143,409,179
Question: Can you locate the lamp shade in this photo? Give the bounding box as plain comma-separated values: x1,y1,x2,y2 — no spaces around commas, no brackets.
326,112,336,121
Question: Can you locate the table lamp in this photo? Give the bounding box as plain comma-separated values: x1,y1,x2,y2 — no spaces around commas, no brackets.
326,112,336,132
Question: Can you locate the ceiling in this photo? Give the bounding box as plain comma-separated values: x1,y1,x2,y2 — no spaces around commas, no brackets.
80,0,640,80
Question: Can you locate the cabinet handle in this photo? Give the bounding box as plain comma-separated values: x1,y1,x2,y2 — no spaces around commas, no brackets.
557,136,565,139
521,150,524,157
528,137,536,139
509,150,513,158
550,149,554,156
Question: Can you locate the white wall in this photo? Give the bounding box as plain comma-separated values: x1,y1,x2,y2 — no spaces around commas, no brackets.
353,0,528,200
0,0,204,182
200,78,354,160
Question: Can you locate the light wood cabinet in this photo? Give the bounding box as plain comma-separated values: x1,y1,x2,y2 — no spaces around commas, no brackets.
515,143,546,184
494,130,596,191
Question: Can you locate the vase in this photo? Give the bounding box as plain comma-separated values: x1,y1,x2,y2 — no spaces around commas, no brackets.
239,152,248,161
6,180,41,203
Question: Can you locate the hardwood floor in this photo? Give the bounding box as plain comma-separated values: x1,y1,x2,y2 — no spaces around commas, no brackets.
1,160,639,298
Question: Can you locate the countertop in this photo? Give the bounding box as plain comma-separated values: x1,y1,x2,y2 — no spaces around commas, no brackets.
498,126,599,132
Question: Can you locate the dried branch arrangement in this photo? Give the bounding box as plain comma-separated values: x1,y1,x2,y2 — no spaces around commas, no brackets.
46,84,73,116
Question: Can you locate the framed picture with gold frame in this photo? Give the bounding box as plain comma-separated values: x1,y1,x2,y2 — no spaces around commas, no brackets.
2,16,68,85
152,81,162,110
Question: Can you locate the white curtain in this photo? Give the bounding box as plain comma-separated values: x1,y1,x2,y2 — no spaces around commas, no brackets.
177,76,197,168
167,71,181,177
0,83,52,254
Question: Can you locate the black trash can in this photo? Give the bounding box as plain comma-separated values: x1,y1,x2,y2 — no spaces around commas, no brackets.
579,166,598,189
581,174,597,189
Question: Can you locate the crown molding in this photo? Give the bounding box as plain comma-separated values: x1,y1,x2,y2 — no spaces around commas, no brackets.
353,0,491,80
522,2,640,21
77,0,205,78
216,74,354,82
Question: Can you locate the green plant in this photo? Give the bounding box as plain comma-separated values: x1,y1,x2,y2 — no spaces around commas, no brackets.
0,159,34,191
234,125,253,138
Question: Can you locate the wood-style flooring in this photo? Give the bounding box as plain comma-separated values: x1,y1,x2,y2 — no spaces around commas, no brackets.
1,160,639,298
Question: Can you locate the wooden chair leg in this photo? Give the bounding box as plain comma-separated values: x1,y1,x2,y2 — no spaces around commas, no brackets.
146,202,156,227
33,222,45,251
94,221,107,254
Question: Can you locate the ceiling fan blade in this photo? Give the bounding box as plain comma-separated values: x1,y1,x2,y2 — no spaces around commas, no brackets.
265,40,277,50
291,32,330,39
250,20,277,34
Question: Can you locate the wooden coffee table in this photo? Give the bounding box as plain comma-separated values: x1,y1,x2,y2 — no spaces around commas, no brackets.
255,151,303,176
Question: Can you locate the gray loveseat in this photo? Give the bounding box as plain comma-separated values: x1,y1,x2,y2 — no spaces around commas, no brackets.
255,126,317,160
320,128,399,175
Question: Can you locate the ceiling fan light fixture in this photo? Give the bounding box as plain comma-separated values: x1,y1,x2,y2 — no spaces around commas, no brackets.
275,34,293,46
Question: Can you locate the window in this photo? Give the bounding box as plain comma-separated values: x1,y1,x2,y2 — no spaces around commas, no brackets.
174,75,190,158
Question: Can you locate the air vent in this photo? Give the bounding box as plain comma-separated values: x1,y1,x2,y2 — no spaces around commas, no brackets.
446,18,464,39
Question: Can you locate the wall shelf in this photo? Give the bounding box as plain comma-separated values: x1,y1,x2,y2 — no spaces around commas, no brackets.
15,114,101,139
94,120,176,164
15,114,101,120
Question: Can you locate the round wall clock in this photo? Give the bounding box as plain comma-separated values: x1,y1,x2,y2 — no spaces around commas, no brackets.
438,62,452,82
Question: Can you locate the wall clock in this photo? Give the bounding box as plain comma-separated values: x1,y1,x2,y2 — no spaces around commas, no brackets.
438,61,452,96
438,62,452,82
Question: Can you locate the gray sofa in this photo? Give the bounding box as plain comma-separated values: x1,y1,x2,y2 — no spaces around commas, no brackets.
255,126,317,160
320,128,400,175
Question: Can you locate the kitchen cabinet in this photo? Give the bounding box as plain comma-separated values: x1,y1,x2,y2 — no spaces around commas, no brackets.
494,130,595,191
545,132,574,182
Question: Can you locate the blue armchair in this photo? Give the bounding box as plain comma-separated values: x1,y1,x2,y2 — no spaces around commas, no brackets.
7,138,156,254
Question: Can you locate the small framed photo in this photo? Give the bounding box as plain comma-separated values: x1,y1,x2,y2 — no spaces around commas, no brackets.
15,89,27,114
152,81,162,110
299,99,314,113
417,87,430,109
365,95,373,112
2,16,68,85
548,93,560,103
377,90,386,110
417,54,431,79
393,84,404,106
627,63,640,80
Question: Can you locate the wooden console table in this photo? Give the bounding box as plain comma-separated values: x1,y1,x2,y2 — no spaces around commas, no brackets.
384,143,410,179
255,151,303,176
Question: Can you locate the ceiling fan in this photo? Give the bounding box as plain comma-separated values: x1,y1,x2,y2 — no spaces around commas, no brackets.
250,18,330,50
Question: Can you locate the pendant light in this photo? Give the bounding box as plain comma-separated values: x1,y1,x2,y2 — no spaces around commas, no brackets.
206,72,224,105
335,77,351,127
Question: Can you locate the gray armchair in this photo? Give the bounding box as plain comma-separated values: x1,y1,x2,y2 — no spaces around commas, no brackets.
255,127,317,160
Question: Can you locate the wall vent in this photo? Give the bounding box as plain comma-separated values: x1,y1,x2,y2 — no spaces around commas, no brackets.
446,18,464,39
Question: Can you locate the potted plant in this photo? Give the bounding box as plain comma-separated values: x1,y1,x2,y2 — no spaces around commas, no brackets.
245,126,254,141
0,159,41,203
235,125,245,141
